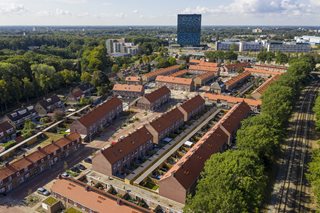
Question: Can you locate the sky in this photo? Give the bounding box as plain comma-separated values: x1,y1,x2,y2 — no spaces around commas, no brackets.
0,0,319,26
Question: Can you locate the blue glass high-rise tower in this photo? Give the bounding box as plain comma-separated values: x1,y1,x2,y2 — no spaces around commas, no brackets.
177,14,201,47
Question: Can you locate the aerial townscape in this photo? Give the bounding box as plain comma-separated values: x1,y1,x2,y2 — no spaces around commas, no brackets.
1,1,320,212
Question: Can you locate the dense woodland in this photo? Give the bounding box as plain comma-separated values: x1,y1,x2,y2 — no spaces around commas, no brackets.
185,55,316,212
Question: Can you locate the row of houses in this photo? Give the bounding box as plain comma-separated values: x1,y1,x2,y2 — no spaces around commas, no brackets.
245,67,283,77
92,95,206,177
225,71,251,90
142,65,180,82
251,75,280,100
136,86,171,111
70,97,123,141
158,102,251,204
51,178,149,213
112,84,145,99
0,133,82,194
204,93,262,112
0,121,16,143
155,76,194,92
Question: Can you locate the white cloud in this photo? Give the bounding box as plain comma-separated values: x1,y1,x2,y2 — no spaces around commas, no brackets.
55,8,72,16
0,3,27,15
133,9,139,14
115,12,127,18
310,0,320,6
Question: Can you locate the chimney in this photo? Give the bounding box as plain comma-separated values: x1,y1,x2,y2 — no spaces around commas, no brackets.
5,162,9,167
37,147,41,151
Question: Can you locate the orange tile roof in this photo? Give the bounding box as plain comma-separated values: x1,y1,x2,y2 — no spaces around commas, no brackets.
252,75,280,95
143,65,180,78
179,95,205,114
204,93,262,107
189,65,219,72
170,70,188,77
78,97,122,128
224,62,250,69
149,108,184,133
100,126,153,164
156,76,193,86
144,86,171,104
125,76,141,82
195,71,216,81
51,179,148,213
225,71,251,87
189,59,218,67
113,84,144,93
254,64,287,71
245,68,283,76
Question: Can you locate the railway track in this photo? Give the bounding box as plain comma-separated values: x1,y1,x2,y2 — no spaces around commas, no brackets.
276,82,319,212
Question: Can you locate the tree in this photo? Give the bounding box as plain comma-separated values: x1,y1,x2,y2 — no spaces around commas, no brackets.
22,119,36,138
59,69,78,86
185,150,267,212
0,79,9,111
275,51,289,65
31,64,58,95
80,71,91,84
112,64,120,73
22,77,34,102
91,70,103,88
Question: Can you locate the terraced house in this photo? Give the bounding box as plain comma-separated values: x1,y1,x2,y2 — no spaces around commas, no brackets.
142,65,180,82
136,86,171,111
0,133,81,194
5,106,38,128
158,102,251,204
92,126,153,177
112,84,145,98
70,97,123,141
0,121,16,143
178,95,205,122
35,95,64,116
155,76,194,92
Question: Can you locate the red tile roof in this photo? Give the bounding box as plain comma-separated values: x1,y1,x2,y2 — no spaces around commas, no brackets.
143,65,180,78
245,68,283,76
195,71,216,81
252,75,280,96
144,86,171,104
99,126,153,164
113,84,144,93
149,108,184,133
225,71,251,87
189,59,218,67
189,65,219,72
160,125,228,189
156,76,193,86
179,95,205,114
224,62,250,70
79,97,122,128
218,102,251,134
51,178,148,213
253,64,287,71
125,76,141,82
170,70,188,77
204,93,262,107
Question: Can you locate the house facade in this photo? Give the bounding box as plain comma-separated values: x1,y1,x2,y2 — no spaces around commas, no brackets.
136,86,171,111
113,84,145,99
35,95,64,116
0,121,16,143
0,133,81,194
5,106,38,128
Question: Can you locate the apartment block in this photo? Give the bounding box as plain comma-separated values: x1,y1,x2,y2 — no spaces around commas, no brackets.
0,133,81,194
136,86,171,111
70,97,123,140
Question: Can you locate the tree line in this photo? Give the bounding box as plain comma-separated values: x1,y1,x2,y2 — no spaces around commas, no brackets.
185,55,315,212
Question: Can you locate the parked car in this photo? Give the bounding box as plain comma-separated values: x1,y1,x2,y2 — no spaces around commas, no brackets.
37,187,50,196
84,157,92,164
61,172,70,178
76,164,86,170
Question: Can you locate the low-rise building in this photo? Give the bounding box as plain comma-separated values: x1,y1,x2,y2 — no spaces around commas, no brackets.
0,133,81,194
145,108,184,144
155,76,193,92
5,106,38,128
158,102,251,204
51,178,148,213
225,71,251,90
169,70,189,77
35,95,64,116
204,93,261,112
245,67,283,77
142,65,180,82
136,86,171,111
251,75,279,100
267,41,311,53
113,84,145,98
125,76,142,85
193,72,216,87
220,62,250,74
177,95,205,122
0,121,16,143
70,97,123,140
92,126,153,177
252,64,287,72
